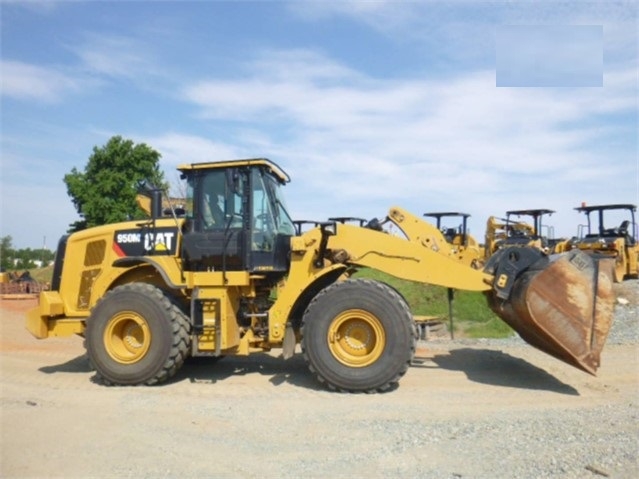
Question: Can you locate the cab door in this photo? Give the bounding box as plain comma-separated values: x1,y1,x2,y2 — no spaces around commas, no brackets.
248,168,295,273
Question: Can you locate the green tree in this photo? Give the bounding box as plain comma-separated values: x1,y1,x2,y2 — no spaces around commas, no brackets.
0,235,14,271
64,136,167,232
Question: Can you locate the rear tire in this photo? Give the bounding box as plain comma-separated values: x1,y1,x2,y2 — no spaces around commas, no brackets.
85,283,190,385
301,279,416,393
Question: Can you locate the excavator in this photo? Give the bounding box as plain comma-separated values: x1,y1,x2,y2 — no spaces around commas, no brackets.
27,159,615,392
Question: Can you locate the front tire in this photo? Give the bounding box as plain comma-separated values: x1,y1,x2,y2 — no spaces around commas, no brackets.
301,279,416,393
85,283,190,385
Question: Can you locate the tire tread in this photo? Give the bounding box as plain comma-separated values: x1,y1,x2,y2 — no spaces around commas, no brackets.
85,283,190,386
301,278,416,393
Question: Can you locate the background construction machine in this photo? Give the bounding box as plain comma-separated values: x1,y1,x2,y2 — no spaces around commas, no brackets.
571,203,638,282
484,209,566,257
27,159,615,392
422,212,483,268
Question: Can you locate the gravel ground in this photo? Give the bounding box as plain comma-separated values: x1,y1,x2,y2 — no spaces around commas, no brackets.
333,278,637,479
606,279,639,344
411,279,639,479
1,281,637,479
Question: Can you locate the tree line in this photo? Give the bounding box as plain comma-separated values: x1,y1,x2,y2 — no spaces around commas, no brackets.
1,235,55,271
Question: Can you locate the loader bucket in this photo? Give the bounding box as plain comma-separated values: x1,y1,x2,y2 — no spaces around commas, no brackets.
486,248,615,375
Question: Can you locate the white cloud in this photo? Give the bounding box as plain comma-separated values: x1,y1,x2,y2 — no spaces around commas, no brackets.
286,1,415,29
182,50,633,163
0,60,81,102
178,48,636,239
70,33,160,80
0,33,166,105
288,1,638,80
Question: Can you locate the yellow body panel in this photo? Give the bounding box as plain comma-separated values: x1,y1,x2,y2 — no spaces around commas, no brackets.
27,218,184,337
26,306,50,339
628,245,639,275
574,239,639,281
185,271,251,288
26,306,85,338
39,290,65,316
48,218,183,317
26,290,84,339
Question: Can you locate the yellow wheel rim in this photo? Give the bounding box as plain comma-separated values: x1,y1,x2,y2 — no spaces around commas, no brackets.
327,309,385,367
104,311,151,364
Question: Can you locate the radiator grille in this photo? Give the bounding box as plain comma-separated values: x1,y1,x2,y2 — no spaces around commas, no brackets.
84,240,106,267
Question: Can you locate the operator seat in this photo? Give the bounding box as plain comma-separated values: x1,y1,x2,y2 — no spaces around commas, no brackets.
444,228,456,243
618,220,630,236
617,220,635,245
203,196,225,229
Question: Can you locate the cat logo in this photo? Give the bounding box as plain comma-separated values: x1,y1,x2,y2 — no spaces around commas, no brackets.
114,227,178,256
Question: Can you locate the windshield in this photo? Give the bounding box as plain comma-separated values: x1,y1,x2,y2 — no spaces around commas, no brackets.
252,169,295,238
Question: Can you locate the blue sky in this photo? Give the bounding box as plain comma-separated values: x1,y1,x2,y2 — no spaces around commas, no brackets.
1,0,637,249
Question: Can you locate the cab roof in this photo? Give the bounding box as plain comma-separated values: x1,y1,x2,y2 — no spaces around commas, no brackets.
177,158,290,184
506,209,555,216
423,212,471,218
574,204,637,213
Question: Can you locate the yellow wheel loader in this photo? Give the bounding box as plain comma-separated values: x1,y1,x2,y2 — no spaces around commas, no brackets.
27,159,615,392
571,203,638,282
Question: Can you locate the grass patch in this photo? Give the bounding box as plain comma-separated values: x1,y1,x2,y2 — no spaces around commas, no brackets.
458,317,515,338
30,265,54,284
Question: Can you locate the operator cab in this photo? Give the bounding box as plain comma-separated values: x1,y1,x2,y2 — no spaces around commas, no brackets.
423,212,471,246
178,158,296,275
504,209,555,247
575,203,637,246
